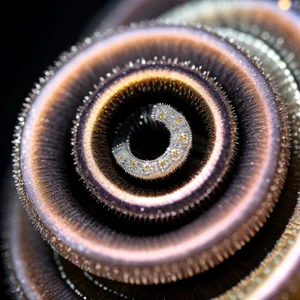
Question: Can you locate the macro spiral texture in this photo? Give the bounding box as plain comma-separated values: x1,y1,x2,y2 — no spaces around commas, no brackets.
3,0,300,299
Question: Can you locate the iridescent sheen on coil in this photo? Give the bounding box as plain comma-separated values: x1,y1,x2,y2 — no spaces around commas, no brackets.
11,22,290,285
72,60,238,219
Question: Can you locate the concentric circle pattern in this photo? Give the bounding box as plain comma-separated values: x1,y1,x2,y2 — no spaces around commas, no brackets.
3,0,300,299
73,61,237,218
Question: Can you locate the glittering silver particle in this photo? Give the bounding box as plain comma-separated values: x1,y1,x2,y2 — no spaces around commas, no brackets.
112,104,192,180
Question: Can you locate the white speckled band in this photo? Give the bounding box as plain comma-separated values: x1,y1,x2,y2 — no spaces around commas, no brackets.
112,103,192,180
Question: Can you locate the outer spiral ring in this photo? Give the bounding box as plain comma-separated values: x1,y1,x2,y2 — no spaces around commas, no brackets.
12,23,290,285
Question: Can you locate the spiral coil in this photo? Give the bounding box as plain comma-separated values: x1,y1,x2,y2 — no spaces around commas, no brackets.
3,1,300,299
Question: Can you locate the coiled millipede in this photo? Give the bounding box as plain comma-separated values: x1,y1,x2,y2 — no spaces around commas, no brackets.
2,0,300,299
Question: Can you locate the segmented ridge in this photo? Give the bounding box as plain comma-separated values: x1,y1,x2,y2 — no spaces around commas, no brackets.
71,57,238,221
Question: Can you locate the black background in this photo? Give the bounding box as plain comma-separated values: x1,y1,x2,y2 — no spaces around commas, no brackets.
1,0,109,183
0,0,109,297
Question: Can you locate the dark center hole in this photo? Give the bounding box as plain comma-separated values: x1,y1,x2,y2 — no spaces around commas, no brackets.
130,121,170,160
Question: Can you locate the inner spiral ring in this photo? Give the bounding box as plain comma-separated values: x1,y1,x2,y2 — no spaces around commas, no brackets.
112,103,192,180
74,63,237,216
